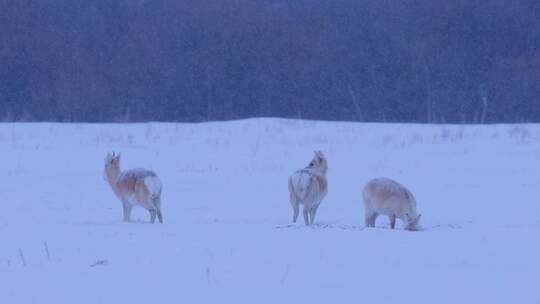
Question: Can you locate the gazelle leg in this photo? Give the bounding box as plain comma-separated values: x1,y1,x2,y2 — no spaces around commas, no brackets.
365,212,374,227
303,206,310,226
122,200,132,222
309,205,320,225
365,213,371,227
149,209,156,223
365,213,377,227
370,214,378,227
157,209,163,224
152,196,163,223
389,214,396,229
292,202,299,223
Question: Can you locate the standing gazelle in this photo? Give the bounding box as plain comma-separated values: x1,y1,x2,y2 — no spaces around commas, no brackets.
104,152,163,223
362,178,421,231
288,151,328,225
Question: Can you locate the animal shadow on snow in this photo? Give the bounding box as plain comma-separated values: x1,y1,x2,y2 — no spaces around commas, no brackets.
361,223,465,231
275,222,466,231
78,218,157,226
275,221,366,230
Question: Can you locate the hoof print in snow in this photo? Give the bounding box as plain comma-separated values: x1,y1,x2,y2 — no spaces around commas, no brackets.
90,259,108,267
275,224,297,229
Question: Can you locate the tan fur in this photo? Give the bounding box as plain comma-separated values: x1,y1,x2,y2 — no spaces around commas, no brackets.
363,178,421,231
104,152,163,223
288,151,328,225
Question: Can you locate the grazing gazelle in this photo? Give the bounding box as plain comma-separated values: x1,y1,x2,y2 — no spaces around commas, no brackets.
363,178,421,231
104,152,163,223
288,151,328,225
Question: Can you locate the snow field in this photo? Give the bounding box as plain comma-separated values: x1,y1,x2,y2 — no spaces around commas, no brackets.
0,119,539,303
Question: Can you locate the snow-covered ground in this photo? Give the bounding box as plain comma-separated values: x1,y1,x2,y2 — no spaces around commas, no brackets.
1,119,539,303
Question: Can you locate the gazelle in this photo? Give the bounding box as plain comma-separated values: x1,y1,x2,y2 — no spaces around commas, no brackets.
288,151,328,225
362,178,421,231
104,152,163,223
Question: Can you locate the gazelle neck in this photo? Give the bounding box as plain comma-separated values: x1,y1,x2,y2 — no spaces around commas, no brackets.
105,166,122,196
302,167,325,177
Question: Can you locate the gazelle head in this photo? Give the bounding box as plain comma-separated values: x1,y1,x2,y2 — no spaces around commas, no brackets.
405,213,422,231
104,152,121,181
307,150,328,174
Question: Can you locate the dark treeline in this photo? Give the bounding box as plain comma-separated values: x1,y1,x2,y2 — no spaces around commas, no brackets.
1,0,540,123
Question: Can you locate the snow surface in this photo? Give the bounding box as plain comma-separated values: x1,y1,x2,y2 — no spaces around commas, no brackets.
1,119,539,303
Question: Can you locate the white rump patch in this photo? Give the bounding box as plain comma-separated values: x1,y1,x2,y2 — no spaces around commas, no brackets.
290,171,313,201
144,176,162,196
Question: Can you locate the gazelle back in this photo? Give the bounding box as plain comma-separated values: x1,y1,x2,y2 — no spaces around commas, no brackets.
104,152,163,223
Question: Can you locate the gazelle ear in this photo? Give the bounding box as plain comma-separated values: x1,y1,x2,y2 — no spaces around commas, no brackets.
105,152,113,163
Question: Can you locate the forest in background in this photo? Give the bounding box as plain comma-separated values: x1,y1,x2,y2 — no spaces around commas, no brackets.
1,0,539,123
